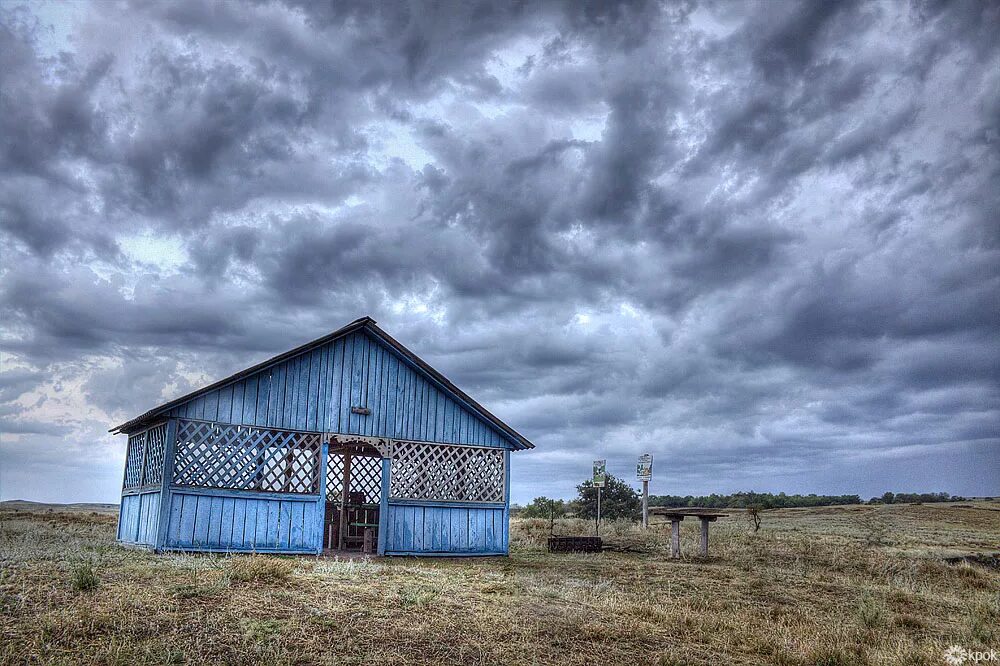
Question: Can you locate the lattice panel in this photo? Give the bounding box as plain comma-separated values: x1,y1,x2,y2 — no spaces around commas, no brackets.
123,433,145,489
327,453,344,501
390,442,504,503
172,420,322,494
141,423,166,486
326,454,382,504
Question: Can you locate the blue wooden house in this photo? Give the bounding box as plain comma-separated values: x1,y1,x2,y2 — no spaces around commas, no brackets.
111,317,533,556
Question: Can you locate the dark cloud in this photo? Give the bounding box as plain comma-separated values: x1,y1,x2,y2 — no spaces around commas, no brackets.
1,0,997,503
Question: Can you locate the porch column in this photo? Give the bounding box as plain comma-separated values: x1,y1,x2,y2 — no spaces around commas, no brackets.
338,453,352,550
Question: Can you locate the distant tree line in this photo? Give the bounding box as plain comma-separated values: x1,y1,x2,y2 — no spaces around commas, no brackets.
869,491,960,505
511,488,964,516
649,490,963,509
648,491,864,509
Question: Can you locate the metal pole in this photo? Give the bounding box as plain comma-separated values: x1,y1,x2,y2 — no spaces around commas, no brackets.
642,479,649,529
595,487,600,535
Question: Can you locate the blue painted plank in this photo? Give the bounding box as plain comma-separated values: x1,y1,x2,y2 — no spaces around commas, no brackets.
244,499,259,549
218,385,233,425
254,499,270,549
414,373,425,440
204,390,220,422
231,382,244,425
289,501,304,548
282,358,296,430
164,494,179,546
349,333,364,434
119,495,132,542
231,498,247,548
276,360,288,430
177,494,196,547
288,355,301,430
450,508,468,551
441,397,454,443
372,345,384,435
190,395,204,420
119,495,130,541
315,346,327,432
391,356,403,438
423,507,436,551
270,365,284,428
365,337,378,436
393,506,404,552
220,497,235,549
412,506,425,551
254,373,269,428
265,500,280,549
469,508,482,551
298,352,312,430
279,501,292,549
402,366,413,439
210,496,226,547
130,494,142,543
127,495,138,542
330,339,343,432
193,495,211,547
141,494,152,544
433,389,445,442
241,376,256,425
485,508,496,552
146,493,161,544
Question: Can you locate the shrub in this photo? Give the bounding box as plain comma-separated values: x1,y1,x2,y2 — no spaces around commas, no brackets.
396,584,440,607
71,562,99,592
856,592,887,629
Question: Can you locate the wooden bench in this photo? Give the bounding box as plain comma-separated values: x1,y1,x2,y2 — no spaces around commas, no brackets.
649,509,728,558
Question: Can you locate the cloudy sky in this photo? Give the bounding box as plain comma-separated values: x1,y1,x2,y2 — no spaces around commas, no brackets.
1,0,997,505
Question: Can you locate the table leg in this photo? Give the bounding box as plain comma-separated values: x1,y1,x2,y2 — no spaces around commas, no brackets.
671,519,681,559
700,517,709,557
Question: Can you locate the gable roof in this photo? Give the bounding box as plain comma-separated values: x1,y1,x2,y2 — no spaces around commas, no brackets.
110,316,534,450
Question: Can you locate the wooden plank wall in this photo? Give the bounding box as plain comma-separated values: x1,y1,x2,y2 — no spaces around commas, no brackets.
162,490,319,553
168,330,512,448
118,491,160,546
382,503,508,555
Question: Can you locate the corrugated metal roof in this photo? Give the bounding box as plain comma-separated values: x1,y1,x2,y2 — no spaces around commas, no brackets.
109,317,534,450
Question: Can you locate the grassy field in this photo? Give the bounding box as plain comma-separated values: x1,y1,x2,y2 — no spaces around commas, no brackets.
1,502,997,665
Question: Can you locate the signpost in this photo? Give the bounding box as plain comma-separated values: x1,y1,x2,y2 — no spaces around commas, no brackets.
637,454,652,528
593,460,606,535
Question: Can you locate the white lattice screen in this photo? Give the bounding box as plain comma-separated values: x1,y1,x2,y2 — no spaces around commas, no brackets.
123,434,144,489
122,423,167,490
142,424,166,486
326,454,382,504
390,442,505,503
172,420,322,494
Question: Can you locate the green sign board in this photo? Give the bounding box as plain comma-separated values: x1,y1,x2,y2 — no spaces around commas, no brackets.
637,454,653,481
593,459,607,487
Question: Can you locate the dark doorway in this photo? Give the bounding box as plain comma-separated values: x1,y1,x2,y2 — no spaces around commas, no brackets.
324,444,383,552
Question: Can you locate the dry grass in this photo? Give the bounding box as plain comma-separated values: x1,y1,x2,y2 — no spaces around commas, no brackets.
1,502,998,665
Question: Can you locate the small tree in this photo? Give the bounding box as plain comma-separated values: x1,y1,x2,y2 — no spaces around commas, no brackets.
520,497,567,519
572,473,641,521
746,504,763,533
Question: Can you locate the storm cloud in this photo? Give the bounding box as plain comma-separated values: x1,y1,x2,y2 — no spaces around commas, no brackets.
1,0,997,503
